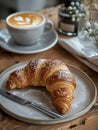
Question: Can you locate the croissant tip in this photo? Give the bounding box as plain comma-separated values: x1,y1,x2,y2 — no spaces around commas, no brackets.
6,80,17,90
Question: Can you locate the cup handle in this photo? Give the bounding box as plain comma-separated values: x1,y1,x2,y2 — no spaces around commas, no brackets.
44,19,54,33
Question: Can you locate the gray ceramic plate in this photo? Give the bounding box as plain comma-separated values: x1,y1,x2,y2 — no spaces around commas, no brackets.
0,62,97,124
0,28,58,54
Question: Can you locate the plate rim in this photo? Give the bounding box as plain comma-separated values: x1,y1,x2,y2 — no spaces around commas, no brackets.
0,62,97,124
0,28,58,54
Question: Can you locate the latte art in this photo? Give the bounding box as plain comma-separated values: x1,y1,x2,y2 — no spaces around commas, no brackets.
8,13,43,28
14,16,39,26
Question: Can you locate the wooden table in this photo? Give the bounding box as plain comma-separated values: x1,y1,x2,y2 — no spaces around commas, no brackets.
0,6,98,130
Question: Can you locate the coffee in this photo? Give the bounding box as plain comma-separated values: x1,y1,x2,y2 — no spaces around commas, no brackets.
6,12,53,45
8,13,43,28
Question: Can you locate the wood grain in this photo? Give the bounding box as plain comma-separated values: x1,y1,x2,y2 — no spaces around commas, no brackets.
0,5,98,130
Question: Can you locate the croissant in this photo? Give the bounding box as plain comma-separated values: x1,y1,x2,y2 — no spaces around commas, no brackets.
6,59,76,114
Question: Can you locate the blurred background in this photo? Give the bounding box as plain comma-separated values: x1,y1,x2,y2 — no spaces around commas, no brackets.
0,0,97,19
0,0,62,19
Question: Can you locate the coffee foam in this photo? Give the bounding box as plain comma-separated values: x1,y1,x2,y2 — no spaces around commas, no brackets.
8,13,43,28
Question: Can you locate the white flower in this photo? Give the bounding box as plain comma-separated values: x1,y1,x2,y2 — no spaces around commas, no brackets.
76,2,79,6
80,4,84,8
69,11,72,14
71,2,75,6
84,30,88,35
88,28,93,34
68,6,73,10
76,10,79,14
72,15,75,21
78,13,82,17
73,6,76,10
83,21,98,48
85,22,91,28
67,1,86,22
94,22,98,28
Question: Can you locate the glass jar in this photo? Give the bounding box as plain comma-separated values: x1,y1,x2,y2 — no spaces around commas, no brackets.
58,0,85,36
58,4,78,36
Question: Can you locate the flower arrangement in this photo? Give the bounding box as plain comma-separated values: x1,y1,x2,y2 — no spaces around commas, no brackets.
84,21,98,48
68,1,86,22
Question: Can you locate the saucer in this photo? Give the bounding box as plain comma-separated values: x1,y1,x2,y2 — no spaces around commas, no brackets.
0,28,58,54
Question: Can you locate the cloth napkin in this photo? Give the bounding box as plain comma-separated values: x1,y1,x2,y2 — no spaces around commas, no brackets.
59,37,98,67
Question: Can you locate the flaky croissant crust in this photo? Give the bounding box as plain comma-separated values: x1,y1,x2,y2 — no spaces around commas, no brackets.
6,59,76,114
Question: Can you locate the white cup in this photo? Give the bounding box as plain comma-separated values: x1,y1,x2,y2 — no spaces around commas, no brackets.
6,11,53,46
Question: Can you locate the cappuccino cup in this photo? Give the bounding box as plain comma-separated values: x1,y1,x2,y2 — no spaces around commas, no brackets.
6,12,53,46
